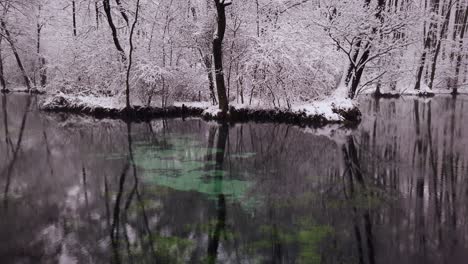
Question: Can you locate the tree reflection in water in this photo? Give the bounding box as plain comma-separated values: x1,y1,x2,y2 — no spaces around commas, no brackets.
1,95,468,263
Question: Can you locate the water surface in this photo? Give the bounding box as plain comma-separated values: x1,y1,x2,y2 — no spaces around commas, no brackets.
1,94,468,264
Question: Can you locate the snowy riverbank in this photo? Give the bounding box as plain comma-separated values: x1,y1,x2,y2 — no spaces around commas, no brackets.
40,92,361,126
1,86,46,94
361,85,468,98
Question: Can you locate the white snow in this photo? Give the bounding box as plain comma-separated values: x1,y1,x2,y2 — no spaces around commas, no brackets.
75,95,121,109
292,86,357,122
41,93,123,110
360,82,468,97
398,82,434,95
42,90,359,123
202,105,223,117
173,101,212,109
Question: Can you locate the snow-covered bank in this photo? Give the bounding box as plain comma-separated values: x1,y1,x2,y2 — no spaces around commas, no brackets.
40,93,361,126
362,84,468,98
1,86,46,94
198,86,360,125
40,94,204,120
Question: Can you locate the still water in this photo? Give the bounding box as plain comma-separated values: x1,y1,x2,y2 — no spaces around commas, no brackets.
1,94,468,264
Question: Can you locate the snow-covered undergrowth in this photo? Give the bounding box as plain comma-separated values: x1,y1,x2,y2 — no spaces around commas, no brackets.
360,81,468,97
291,89,357,122
41,90,360,126
1,86,46,94
200,88,360,124
41,93,122,111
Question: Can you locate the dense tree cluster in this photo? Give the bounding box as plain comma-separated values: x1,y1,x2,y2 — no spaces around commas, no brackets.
0,0,467,112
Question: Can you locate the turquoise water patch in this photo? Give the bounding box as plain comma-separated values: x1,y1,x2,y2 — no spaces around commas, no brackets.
132,135,254,202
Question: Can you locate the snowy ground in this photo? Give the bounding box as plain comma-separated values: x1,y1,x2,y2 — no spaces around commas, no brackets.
186,86,360,123
40,90,360,125
1,86,46,94
41,93,122,110
360,83,468,97
177,97,358,123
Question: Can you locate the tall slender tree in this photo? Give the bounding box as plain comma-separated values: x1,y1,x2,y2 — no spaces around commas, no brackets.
103,0,126,61
453,4,468,94
428,0,455,90
114,0,129,26
0,19,32,91
72,0,77,37
0,34,6,91
125,0,141,110
213,0,231,114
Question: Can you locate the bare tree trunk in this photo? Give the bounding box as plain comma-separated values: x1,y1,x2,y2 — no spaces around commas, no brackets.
255,0,260,37
203,54,217,104
0,36,6,91
95,2,100,29
226,18,240,101
115,0,129,26
428,0,454,89
453,5,468,95
196,47,217,104
349,45,371,98
103,0,127,61
125,0,141,109
161,0,175,67
72,0,77,37
213,0,231,115
37,21,46,87
1,20,32,91
344,41,361,89
414,49,429,90
345,0,385,98
415,0,444,90
39,59,46,88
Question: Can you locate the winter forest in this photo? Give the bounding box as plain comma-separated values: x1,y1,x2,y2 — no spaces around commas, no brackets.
1,0,468,264
0,0,466,111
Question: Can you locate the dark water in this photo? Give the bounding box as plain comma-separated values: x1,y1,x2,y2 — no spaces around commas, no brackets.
1,94,468,264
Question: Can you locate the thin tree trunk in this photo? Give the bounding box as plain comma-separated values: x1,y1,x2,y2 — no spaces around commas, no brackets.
196,42,216,103
213,0,231,115
39,59,46,87
226,20,240,100
1,20,32,91
72,0,77,37
37,22,46,87
114,0,129,26
125,0,141,109
349,45,371,98
414,50,428,90
428,0,454,89
415,0,441,90
345,0,385,98
345,41,362,89
0,36,6,91
255,0,260,37
453,5,468,95
95,2,100,29
161,0,174,67
203,54,217,104
103,0,126,61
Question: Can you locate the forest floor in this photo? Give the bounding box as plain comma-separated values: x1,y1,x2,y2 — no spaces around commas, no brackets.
39,90,361,127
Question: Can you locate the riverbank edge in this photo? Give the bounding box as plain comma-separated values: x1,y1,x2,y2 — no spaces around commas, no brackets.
39,94,362,127
363,88,468,98
1,87,46,95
